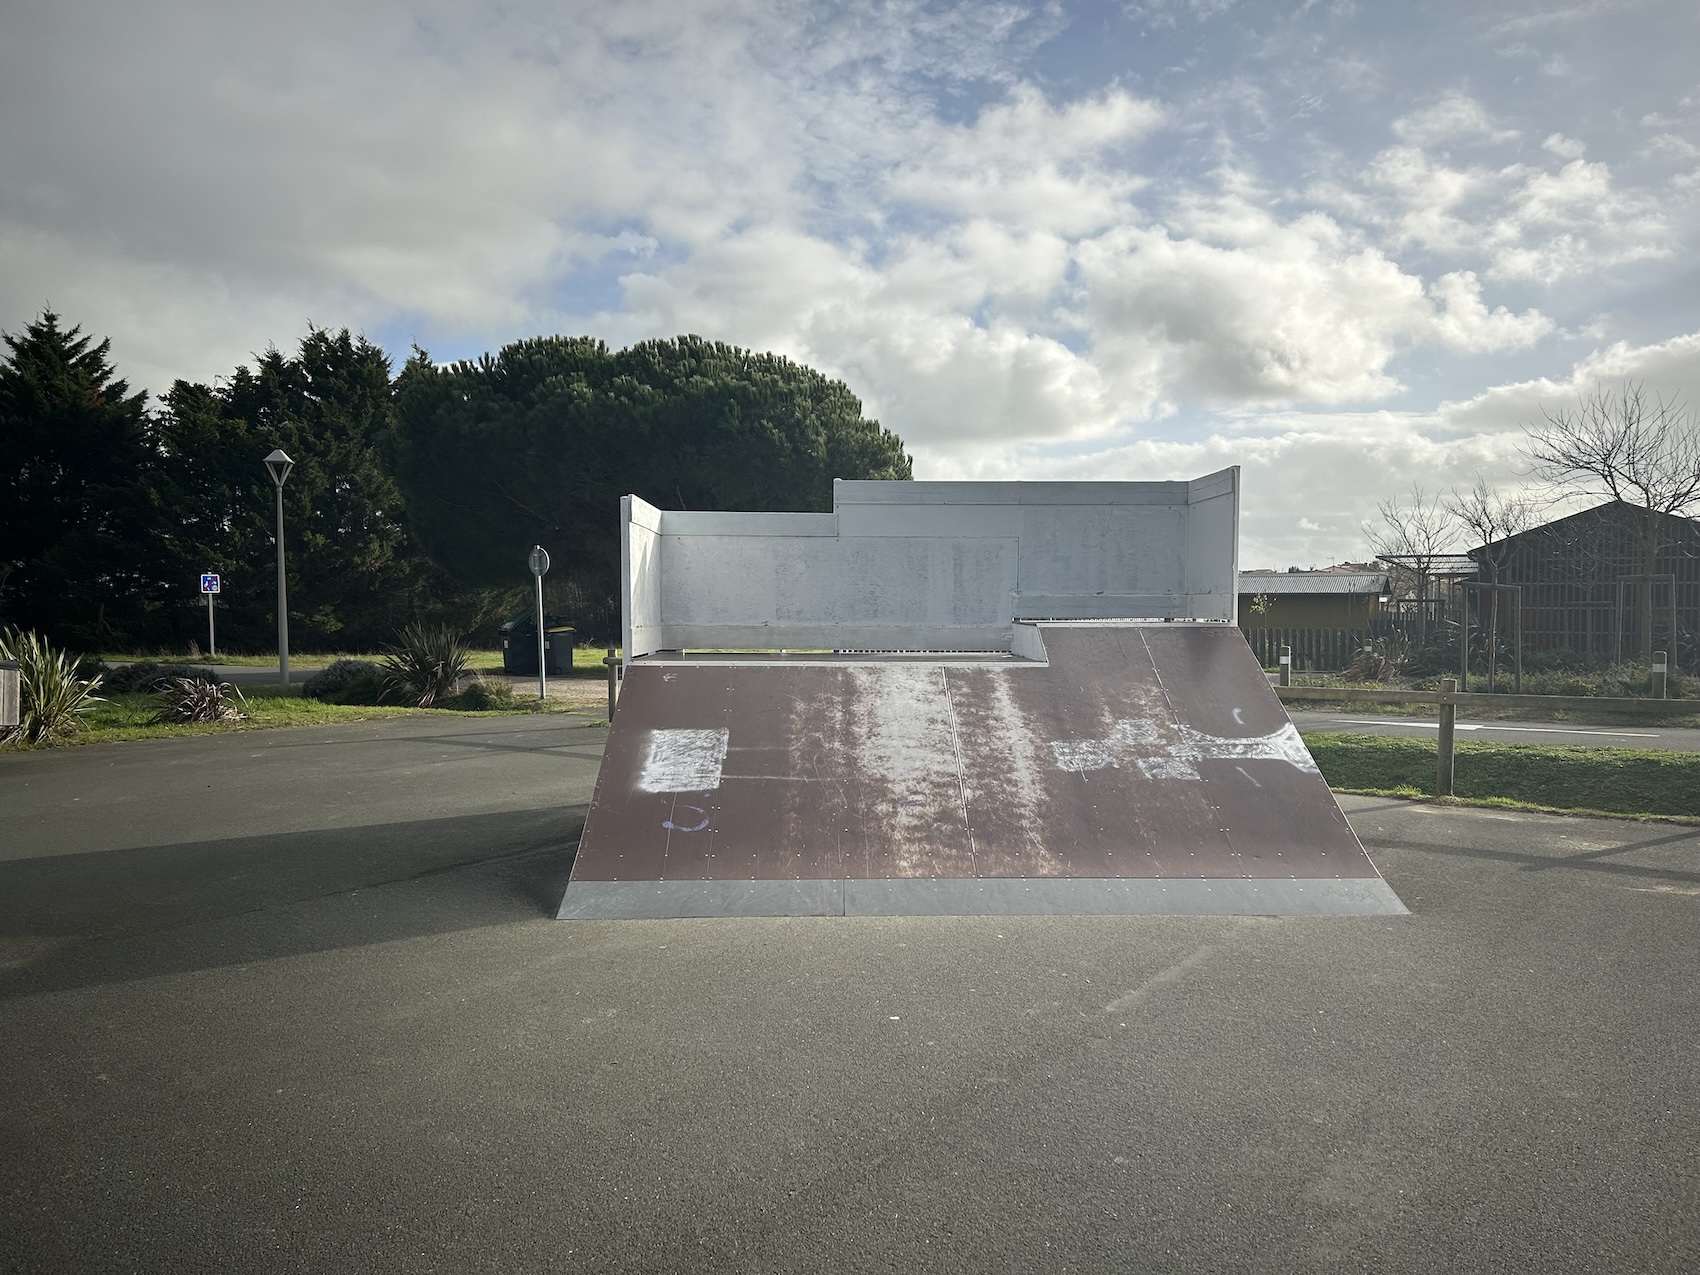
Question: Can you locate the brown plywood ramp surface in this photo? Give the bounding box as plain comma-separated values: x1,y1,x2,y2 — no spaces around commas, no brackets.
558,625,1406,919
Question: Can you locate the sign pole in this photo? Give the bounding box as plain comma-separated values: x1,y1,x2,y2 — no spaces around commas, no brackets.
528,546,551,703
200,572,222,659
536,571,546,701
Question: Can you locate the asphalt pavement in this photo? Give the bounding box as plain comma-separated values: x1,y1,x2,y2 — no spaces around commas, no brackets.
1288,707,1700,751
2,716,1697,1273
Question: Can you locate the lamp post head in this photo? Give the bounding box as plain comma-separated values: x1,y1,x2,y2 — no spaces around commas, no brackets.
263,449,295,488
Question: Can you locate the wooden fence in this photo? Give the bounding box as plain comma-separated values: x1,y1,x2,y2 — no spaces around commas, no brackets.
1242,627,1373,672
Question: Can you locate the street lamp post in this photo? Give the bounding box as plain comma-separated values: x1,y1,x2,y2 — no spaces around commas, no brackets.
264,449,294,691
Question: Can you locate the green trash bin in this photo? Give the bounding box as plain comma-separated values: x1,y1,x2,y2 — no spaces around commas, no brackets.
543,626,575,675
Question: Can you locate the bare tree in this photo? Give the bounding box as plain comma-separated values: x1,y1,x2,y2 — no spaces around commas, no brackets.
1525,382,1700,662
1364,484,1457,644
1446,476,1539,688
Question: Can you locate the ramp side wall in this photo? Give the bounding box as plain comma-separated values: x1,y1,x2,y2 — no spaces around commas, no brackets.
623,494,664,663
1185,468,1240,624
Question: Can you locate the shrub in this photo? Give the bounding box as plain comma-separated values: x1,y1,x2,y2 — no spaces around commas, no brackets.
446,676,519,711
302,659,385,701
324,672,389,706
1344,634,1412,683
1521,663,1691,700
380,624,470,707
0,628,105,744
104,660,219,694
150,677,247,724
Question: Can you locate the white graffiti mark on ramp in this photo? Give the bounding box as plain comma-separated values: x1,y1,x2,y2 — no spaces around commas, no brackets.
637,728,730,792
1048,719,1318,778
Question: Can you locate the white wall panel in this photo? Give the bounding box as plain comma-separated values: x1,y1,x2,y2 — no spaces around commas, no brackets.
621,468,1238,655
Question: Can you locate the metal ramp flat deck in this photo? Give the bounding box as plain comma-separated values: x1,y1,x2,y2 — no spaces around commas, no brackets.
557,624,1406,919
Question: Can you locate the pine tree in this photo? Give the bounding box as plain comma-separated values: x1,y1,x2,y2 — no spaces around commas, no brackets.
0,311,157,645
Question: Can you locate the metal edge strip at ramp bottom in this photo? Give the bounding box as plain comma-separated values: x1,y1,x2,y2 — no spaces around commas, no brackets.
558,877,1407,920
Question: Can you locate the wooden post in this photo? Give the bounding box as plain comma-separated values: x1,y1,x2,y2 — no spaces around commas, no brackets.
1652,651,1668,699
1459,594,1470,693
1437,677,1457,797
0,659,18,730
604,647,619,719
1279,645,1292,687
1514,587,1523,695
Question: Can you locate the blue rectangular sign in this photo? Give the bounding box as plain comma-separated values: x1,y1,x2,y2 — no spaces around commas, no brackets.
200,573,221,594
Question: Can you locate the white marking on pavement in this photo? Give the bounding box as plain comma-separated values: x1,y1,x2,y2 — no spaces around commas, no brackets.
1333,719,1658,738
1104,944,1218,1015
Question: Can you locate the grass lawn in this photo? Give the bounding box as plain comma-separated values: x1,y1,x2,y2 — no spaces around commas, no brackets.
1303,731,1700,820
3,685,600,752
98,651,331,668
1289,699,1700,728
99,647,620,675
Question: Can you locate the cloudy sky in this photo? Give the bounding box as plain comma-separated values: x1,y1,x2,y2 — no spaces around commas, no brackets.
4,0,1697,567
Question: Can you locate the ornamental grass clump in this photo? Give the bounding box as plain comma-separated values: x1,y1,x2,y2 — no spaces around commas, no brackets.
1345,634,1413,683
0,627,104,744
150,676,247,724
448,675,519,711
380,624,470,708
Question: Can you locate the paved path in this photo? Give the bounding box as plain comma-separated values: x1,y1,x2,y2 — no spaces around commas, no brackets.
1290,707,1700,751
2,720,1697,1273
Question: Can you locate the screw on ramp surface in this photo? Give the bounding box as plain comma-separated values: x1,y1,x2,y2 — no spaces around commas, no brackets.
559,625,1406,918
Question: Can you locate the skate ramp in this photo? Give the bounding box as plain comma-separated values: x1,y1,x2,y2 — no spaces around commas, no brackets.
558,624,1406,919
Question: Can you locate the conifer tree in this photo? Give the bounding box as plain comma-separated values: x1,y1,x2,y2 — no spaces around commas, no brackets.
0,311,156,644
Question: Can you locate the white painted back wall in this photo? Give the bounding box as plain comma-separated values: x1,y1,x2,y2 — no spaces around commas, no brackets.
621,469,1239,658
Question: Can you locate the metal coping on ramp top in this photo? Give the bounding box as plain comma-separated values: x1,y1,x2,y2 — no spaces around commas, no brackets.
558,624,1407,919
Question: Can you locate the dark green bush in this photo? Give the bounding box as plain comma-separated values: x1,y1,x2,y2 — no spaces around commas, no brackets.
323,673,389,706
104,660,218,694
302,659,385,701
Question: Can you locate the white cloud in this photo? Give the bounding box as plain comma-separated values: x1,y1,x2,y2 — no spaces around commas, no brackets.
1486,155,1670,282
1334,124,1672,284
904,326,1700,568
1392,93,1520,147
1426,271,1553,351
886,86,1161,235
2,0,1696,574
1442,329,1700,435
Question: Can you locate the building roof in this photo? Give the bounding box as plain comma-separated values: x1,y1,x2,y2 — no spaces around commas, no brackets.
1472,499,1700,558
1237,571,1388,596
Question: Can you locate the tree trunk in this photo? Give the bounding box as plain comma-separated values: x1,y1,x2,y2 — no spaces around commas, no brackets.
1416,568,1427,646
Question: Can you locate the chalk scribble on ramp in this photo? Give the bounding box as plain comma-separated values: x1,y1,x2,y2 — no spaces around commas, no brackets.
558,625,1406,918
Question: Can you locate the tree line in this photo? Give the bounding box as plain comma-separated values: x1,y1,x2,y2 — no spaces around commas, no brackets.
0,313,913,652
